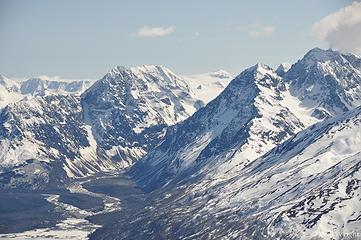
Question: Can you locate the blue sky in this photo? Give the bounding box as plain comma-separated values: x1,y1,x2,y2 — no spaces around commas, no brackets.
0,0,356,79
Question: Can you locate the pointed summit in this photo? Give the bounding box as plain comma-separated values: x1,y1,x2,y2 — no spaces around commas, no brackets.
233,63,279,88
276,63,291,77
246,63,275,75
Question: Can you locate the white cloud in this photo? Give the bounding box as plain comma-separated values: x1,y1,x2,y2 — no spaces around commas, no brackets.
135,26,175,38
248,24,275,38
312,2,361,55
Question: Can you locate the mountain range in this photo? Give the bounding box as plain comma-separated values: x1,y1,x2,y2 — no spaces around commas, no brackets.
0,65,229,190
0,48,360,240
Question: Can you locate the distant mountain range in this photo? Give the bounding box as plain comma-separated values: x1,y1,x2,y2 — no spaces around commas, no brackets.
0,48,360,239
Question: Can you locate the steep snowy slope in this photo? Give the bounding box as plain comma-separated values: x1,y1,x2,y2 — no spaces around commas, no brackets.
230,106,361,239
131,48,361,193
183,70,233,103
81,65,203,168
98,106,361,240
0,95,119,190
191,106,361,239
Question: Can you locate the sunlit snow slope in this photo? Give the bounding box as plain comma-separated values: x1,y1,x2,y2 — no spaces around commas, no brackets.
91,106,361,240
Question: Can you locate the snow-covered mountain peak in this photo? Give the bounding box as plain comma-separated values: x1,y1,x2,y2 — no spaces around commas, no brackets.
108,64,183,82
94,65,200,113
253,62,270,69
284,48,361,119
300,48,348,68
103,65,195,99
130,64,172,75
81,65,203,170
233,63,280,89
287,48,361,83
247,63,275,76
107,65,132,80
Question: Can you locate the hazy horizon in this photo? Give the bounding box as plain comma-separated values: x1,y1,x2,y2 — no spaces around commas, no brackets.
1,0,359,80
